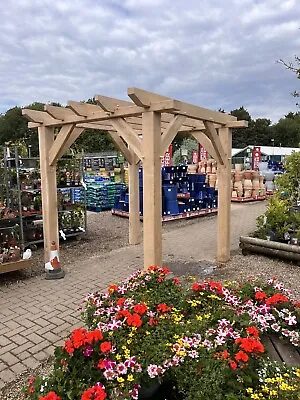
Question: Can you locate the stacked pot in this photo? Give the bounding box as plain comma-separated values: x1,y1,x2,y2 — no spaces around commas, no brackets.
231,170,266,198
197,159,218,189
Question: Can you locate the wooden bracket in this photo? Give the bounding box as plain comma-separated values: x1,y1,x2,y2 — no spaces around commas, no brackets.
203,121,226,165
191,131,218,161
110,118,143,160
49,124,75,166
161,115,186,155
109,131,135,164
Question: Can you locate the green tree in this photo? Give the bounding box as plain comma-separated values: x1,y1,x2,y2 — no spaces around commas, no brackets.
279,55,300,107
272,114,300,147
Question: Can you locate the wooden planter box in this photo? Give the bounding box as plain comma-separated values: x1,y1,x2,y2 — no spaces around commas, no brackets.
0,259,32,274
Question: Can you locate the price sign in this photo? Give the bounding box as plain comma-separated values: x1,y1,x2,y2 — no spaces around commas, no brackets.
162,144,173,167
252,147,261,170
199,144,208,161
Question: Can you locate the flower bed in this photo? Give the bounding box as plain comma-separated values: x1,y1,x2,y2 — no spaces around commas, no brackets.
24,267,300,400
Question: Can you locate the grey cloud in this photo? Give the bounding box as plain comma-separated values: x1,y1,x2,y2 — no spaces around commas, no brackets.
0,0,299,122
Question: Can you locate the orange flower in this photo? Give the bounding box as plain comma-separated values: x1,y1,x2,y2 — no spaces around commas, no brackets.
133,303,148,315
108,284,118,294
127,313,143,327
221,350,230,360
63,339,74,354
229,360,237,370
156,303,171,313
100,341,112,353
40,392,62,400
235,351,249,362
245,326,259,338
255,291,267,301
235,337,264,354
117,297,126,306
86,329,103,344
266,293,289,306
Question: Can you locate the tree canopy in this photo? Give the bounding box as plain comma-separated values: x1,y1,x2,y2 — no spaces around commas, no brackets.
0,101,299,155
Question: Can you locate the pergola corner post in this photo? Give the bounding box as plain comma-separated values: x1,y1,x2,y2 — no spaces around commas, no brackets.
128,152,141,245
38,126,64,279
142,111,162,269
217,127,232,264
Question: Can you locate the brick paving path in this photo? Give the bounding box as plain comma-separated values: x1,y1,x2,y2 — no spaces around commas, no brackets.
0,202,265,388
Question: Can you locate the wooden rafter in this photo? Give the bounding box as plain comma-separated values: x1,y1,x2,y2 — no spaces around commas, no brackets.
128,87,237,125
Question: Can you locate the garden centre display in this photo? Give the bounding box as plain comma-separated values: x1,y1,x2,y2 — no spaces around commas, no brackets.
84,152,124,183
255,152,300,244
231,170,266,201
113,164,218,221
0,148,86,250
24,267,300,400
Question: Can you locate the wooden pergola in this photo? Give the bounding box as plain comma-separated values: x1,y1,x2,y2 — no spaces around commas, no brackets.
22,88,247,271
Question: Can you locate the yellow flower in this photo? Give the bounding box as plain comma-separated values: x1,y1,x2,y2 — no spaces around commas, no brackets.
246,388,253,394
108,331,113,337
204,313,211,319
127,339,132,344
116,354,122,361
145,331,150,335
250,394,260,399
132,327,137,332
296,369,300,378
173,334,179,339
269,390,277,396
93,318,97,323
122,346,127,350
127,374,134,382
117,377,125,383
196,315,203,321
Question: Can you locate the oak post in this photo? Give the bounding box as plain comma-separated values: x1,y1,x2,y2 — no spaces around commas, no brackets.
142,111,162,269
217,127,232,264
128,155,141,245
38,126,60,263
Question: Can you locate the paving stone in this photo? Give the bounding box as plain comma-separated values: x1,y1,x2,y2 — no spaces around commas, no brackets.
22,357,40,370
0,336,11,347
0,368,15,383
1,352,19,366
26,333,44,345
11,341,32,356
10,362,27,375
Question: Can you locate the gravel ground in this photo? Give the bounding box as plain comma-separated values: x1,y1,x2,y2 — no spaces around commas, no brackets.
0,210,217,286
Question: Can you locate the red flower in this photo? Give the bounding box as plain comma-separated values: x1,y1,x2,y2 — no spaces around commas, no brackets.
157,277,164,282
156,303,171,313
235,351,249,363
229,360,237,370
100,341,112,353
266,294,289,306
221,350,230,360
29,386,35,393
149,317,159,326
208,280,223,294
97,359,105,369
63,339,74,354
116,309,131,320
40,392,62,400
245,326,259,338
117,297,126,306
71,328,88,349
28,377,35,385
162,267,170,275
133,303,148,315
108,284,118,294
173,277,180,285
127,313,143,327
86,329,103,344
81,385,107,400
192,283,200,291
235,338,264,354
148,265,159,272
255,291,267,301
295,301,300,308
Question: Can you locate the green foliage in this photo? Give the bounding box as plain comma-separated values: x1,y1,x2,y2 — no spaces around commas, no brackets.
173,138,198,165
255,152,300,239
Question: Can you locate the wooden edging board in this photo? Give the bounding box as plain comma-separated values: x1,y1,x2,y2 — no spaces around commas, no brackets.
231,196,266,202
0,259,32,274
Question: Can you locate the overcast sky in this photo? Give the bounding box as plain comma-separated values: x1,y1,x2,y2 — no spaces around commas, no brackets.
1,0,299,123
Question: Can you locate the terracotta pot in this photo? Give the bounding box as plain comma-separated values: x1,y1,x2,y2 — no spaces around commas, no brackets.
252,170,259,179
234,181,243,197
187,164,198,174
252,177,260,189
244,171,252,180
232,190,238,198
234,171,244,182
211,161,217,174
208,174,217,188
244,189,252,198
252,189,260,197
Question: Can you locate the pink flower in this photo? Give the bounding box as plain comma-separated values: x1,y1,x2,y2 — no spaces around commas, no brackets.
82,345,93,357
116,363,127,375
124,357,136,368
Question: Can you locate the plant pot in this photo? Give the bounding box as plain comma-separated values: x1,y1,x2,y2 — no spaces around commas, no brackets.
244,171,252,180
139,380,161,399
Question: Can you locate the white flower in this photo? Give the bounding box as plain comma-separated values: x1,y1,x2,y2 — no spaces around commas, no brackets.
271,323,281,332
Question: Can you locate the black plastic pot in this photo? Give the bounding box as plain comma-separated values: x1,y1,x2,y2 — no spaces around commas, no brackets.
139,380,183,400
